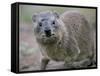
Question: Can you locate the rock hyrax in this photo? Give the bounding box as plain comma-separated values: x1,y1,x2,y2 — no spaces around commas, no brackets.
32,11,96,70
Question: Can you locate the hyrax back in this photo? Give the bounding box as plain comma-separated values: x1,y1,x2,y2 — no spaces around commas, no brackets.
60,11,92,61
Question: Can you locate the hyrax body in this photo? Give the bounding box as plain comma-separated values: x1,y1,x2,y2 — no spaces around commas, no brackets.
32,11,95,69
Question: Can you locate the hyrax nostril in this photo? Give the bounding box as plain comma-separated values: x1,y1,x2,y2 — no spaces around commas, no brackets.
45,30,51,37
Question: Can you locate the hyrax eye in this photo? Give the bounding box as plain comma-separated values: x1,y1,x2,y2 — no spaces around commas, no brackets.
39,22,42,26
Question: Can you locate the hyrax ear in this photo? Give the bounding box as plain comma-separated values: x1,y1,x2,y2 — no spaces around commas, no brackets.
32,13,37,22
53,11,59,18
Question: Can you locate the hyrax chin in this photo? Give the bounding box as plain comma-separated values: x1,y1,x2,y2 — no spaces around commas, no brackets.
32,11,95,70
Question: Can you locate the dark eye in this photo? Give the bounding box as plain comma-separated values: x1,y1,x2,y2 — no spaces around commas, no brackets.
39,22,42,26
52,21,55,25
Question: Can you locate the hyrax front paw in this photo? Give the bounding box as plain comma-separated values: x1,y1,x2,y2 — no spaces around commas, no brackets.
41,58,50,70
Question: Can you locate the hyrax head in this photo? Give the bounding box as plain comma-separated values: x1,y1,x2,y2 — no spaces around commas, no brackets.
32,11,62,44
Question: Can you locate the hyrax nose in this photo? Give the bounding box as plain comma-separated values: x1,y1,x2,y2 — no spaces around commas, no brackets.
44,29,51,37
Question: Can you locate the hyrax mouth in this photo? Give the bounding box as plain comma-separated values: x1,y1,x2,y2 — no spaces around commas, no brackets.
41,34,58,44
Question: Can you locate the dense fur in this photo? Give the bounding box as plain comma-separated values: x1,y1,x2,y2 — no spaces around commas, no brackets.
32,11,96,69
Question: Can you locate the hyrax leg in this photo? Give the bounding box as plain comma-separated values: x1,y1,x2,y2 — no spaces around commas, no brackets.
41,58,50,70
